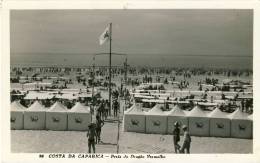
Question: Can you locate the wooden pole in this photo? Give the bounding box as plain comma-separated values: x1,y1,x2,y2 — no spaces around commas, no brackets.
109,23,112,115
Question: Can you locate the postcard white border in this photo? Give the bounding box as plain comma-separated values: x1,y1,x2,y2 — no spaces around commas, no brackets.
1,1,260,163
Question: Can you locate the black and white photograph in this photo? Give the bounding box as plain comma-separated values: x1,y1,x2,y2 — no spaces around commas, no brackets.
6,8,254,155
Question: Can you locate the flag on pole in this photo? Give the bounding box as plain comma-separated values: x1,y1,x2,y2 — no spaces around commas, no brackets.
99,25,110,45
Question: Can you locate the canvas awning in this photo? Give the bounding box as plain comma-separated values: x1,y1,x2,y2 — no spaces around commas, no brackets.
24,92,55,100
208,107,229,118
55,93,79,100
27,101,46,111
48,102,67,112
146,104,168,116
188,105,207,117
167,105,186,116
229,109,251,120
125,104,145,115
70,102,90,113
11,101,26,111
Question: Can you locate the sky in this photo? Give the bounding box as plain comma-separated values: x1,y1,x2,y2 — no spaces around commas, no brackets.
10,9,253,68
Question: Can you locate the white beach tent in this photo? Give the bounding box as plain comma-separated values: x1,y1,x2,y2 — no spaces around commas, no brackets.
46,102,68,131
208,107,231,137
187,105,210,137
229,109,252,139
167,105,188,135
145,104,168,134
11,101,26,130
24,101,46,130
68,102,91,131
124,104,146,133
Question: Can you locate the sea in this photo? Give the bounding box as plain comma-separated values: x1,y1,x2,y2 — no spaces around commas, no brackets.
10,53,253,70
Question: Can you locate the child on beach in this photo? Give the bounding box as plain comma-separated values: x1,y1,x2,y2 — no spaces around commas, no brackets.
87,123,97,153
173,122,181,153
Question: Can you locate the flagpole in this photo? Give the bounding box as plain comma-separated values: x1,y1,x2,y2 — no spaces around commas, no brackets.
91,55,95,117
109,23,112,115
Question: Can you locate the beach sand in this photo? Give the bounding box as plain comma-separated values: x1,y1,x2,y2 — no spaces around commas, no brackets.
11,99,252,154
10,71,253,154
11,123,252,154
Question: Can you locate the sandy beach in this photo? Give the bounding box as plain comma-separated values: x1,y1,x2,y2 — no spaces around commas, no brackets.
11,124,252,154
10,95,253,154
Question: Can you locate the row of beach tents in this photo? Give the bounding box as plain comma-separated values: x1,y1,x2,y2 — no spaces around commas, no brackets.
124,104,253,139
11,101,91,131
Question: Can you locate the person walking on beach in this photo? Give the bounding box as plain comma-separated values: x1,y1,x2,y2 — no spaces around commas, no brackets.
99,100,105,120
105,100,109,119
113,99,119,117
173,122,181,153
180,125,191,154
87,123,97,153
95,115,104,143
96,101,102,119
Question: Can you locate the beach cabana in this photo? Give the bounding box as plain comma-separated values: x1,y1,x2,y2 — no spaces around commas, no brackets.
24,101,46,130
68,102,91,131
208,107,231,137
145,104,168,134
187,105,210,137
11,101,26,130
46,102,68,131
55,93,79,100
124,104,146,133
167,105,188,135
229,109,252,139
24,91,54,100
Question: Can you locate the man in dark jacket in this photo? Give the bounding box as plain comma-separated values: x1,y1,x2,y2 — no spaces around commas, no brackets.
173,122,181,153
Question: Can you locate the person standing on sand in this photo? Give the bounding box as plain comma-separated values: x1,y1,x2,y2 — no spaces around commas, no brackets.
173,122,181,153
87,123,97,153
101,100,106,120
105,100,109,119
113,99,119,117
180,125,191,154
95,115,104,143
